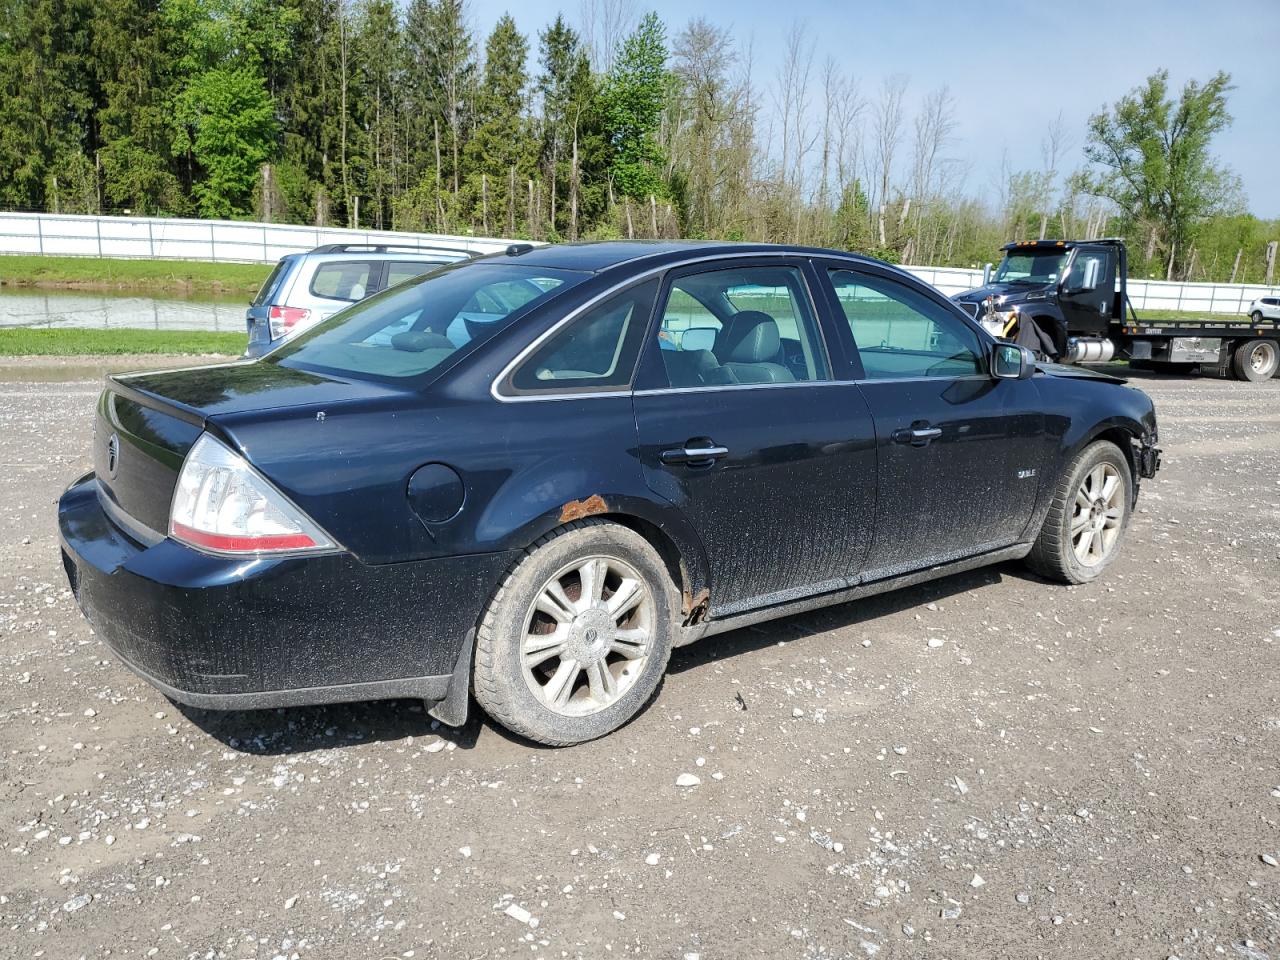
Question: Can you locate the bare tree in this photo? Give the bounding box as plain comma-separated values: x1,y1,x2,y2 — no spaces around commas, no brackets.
869,75,908,246
578,0,638,73
772,22,816,241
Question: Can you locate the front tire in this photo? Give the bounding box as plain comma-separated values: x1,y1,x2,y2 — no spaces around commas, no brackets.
473,519,676,746
1026,441,1132,584
1232,339,1279,382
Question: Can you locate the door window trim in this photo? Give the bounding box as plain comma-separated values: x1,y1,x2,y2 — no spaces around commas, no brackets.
635,256,834,393
491,251,888,403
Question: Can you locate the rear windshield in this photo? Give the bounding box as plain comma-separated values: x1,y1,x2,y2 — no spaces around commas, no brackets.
270,262,586,382
252,258,292,306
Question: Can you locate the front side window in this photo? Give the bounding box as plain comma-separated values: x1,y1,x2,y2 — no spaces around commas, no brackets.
829,269,984,380
310,260,376,301
274,263,585,382
507,280,659,393
654,264,829,388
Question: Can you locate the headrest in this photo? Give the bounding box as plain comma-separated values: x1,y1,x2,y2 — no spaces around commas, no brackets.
717,311,781,363
391,330,453,353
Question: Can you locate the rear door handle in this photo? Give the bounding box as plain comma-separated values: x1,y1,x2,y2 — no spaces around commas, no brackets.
661,442,729,466
892,424,943,447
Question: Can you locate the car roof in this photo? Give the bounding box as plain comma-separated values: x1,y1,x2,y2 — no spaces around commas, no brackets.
481,240,881,273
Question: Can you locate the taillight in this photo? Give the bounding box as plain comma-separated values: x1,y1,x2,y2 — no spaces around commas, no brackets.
267,305,312,339
169,434,337,556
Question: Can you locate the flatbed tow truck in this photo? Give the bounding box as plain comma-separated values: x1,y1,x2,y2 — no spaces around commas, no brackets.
952,238,1280,382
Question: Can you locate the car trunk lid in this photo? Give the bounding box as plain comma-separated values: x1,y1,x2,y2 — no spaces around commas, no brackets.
95,361,411,539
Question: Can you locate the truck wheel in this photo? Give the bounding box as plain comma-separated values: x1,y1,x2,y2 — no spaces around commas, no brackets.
473,519,675,746
1232,339,1279,382
1026,440,1132,585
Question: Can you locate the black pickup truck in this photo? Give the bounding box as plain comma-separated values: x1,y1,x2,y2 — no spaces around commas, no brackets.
953,238,1280,382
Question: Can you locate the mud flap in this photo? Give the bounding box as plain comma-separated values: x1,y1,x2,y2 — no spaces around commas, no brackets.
428,628,474,727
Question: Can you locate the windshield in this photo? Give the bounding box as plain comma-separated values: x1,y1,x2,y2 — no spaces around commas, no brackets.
269,262,586,382
993,251,1069,285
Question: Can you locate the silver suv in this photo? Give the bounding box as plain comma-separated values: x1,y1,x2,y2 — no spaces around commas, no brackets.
245,243,475,356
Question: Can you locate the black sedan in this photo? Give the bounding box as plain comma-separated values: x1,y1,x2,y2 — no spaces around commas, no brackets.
58,242,1161,745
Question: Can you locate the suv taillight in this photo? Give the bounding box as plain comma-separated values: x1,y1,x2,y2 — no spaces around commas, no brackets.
268,305,312,339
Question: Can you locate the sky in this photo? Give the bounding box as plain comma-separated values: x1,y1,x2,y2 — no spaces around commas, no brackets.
469,0,1280,219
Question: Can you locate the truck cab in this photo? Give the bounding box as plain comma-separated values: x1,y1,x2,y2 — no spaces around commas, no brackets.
952,239,1126,359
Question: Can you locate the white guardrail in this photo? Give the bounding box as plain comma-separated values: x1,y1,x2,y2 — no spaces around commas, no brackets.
0,213,1275,315
0,212,512,264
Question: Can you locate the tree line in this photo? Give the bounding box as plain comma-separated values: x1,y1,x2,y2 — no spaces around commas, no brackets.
1,0,1275,283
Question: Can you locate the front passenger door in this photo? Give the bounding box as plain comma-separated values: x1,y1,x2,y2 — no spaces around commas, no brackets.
822,266,1047,580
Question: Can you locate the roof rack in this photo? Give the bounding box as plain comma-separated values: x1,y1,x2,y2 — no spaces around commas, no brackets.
308,242,480,257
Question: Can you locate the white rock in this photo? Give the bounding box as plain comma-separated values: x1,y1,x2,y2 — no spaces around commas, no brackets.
284,895,299,910
644,853,660,866
62,894,91,912
83,708,96,718
504,904,533,924
675,773,701,787
970,873,985,888
954,776,969,795
1261,853,1278,867
893,746,907,756
459,846,472,858
425,740,446,753
927,637,944,649
792,707,804,718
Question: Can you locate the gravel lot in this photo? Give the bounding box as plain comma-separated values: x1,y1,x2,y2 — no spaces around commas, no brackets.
2,369,1278,960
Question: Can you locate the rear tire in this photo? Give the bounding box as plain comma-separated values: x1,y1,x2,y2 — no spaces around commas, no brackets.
1231,339,1279,382
473,519,675,746
1026,441,1132,585
1251,310,1263,323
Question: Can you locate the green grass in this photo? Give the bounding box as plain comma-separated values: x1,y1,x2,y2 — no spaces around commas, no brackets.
0,328,246,356
0,255,270,296
1133,307,1251,321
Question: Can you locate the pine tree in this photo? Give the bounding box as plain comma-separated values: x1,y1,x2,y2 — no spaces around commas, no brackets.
465,14,530,234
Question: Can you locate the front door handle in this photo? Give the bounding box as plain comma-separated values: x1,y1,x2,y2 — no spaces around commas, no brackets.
892,424,943,447
661,441,729,466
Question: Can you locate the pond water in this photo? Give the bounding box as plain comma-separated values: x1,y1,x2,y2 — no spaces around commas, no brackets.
0,289,247,332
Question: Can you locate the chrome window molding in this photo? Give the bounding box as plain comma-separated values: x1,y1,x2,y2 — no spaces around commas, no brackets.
490,249,994,403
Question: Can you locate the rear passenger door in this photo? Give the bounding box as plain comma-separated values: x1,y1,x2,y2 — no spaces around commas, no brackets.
633,259,877,616
817,264,1046,579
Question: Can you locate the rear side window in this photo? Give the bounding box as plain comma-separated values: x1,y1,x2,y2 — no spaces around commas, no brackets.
252,259,290,306
310,261,375,301
274,263,585,383
386,260,442,288
829,269,984,379
655,265,829,388
507,280,658,394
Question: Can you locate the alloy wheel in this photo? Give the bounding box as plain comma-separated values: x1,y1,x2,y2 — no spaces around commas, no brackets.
520,555,654,716
1071,463,1125,567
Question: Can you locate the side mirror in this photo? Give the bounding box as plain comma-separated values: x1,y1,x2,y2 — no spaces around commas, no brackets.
992,342,1035,380
982,262,993,285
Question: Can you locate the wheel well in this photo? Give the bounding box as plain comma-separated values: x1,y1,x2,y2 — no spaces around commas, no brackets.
602,513,694,611
1091,427,1138,480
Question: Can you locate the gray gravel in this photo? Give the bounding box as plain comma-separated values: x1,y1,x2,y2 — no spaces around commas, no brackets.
1,369,1278,959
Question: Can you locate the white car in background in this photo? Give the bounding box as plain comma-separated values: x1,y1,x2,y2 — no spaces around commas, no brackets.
1247,296,1280,323
245,243,476,356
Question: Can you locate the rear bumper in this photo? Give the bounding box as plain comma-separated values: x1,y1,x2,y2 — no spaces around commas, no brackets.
58,473,515,711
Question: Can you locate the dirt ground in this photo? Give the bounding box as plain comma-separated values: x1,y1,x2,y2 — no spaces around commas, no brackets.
2,369,1278,960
